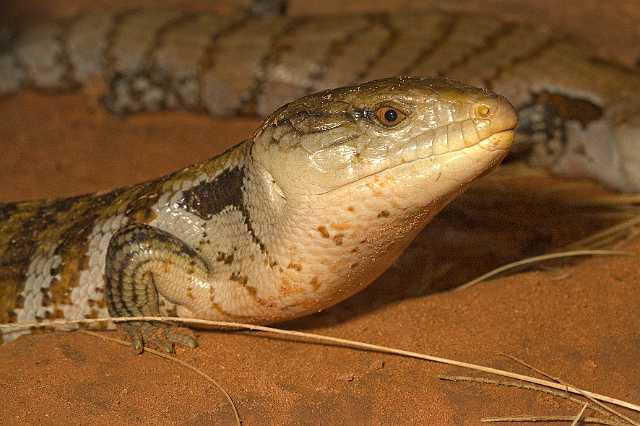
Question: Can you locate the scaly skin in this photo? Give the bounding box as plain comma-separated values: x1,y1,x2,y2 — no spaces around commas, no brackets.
0,8,638,191
0,77,517,351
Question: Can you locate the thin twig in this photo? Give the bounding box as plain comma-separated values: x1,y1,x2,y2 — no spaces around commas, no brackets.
501,353,561,382
454,250,633,292
564,216,640,251
438,375,610,418
78,330,241,426
503,354,639,426
572,402,589,426
481,415,627,425
2,316,639,413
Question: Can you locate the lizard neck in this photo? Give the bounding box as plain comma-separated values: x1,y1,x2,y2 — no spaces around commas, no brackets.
196,143,460,323
146,139,425,323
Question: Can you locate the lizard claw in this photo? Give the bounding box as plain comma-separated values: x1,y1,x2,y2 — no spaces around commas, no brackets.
122,322,198,354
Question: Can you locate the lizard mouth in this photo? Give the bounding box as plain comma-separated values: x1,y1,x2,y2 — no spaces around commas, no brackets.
325,130,515,193
477,130,515,152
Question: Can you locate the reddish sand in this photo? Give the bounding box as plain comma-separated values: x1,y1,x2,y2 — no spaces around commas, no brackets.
0,1,639,425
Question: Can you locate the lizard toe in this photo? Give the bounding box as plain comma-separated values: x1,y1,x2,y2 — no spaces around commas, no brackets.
122,322,198,354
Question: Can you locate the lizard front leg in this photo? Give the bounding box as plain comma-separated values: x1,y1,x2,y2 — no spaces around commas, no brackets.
105,224,210,353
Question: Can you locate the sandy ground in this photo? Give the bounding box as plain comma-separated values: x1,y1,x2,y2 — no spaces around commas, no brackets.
0,1,639,425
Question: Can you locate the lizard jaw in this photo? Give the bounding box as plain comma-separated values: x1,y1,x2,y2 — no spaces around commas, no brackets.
326,129,515,194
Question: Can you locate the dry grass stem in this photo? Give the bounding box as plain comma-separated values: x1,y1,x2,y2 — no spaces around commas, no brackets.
501,353,561,382
565,216,640,250
2,316,639,413
78,330,241,426
481,415,627,425
572,402,589,426
455,250,633,292
438,375,610,418
503,354,639,426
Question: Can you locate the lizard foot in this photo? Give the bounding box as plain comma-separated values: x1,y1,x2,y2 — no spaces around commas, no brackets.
121,321,198,354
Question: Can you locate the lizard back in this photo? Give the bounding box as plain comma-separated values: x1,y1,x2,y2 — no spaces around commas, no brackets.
2,8,640,191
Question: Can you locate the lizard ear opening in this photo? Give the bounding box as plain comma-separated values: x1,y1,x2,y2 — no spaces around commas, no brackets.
267,100,355,134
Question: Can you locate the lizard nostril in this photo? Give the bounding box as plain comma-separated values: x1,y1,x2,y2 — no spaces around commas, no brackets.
475,104,491,118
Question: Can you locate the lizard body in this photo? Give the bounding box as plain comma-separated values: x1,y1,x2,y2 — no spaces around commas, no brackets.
0,77,517,350
0,8,639,191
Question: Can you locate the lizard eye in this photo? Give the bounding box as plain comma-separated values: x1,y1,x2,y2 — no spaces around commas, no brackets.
374,106,406,127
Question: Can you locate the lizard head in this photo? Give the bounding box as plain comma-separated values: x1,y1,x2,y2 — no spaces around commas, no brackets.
252,77,517,200
241,77,517,314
